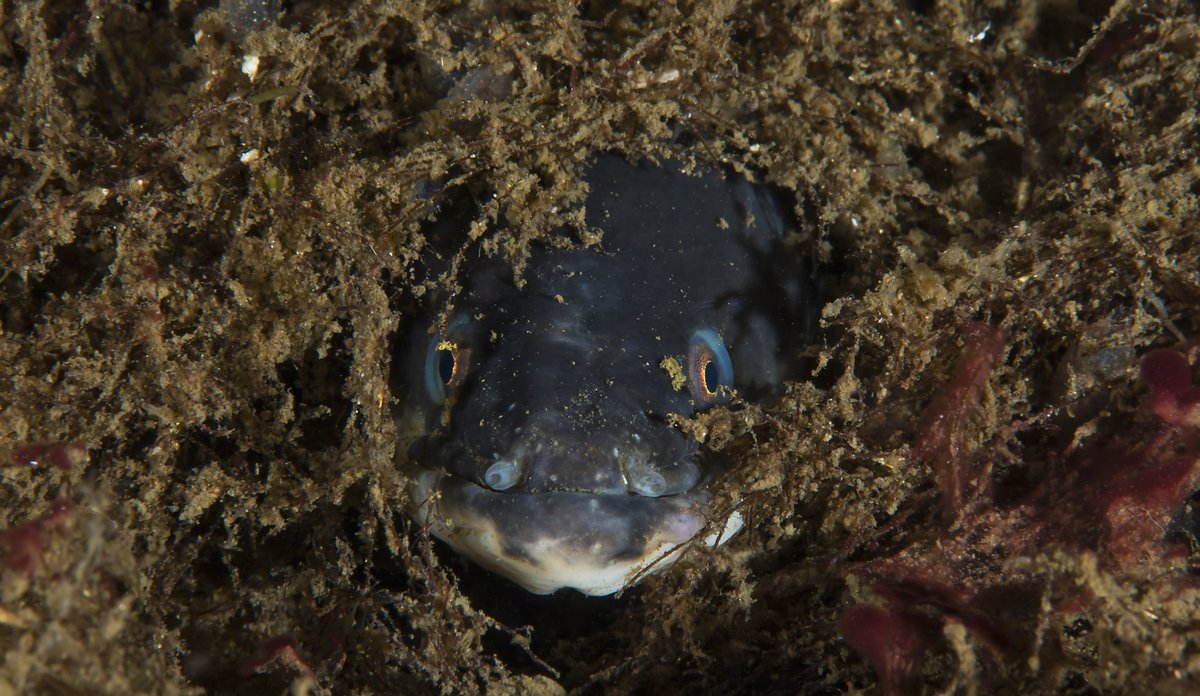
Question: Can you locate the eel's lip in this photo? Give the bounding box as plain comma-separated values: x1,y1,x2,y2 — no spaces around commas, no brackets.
411,471,743,596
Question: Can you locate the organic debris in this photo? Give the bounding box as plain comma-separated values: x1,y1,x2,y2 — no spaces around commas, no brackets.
842,334,1200,693
3,0,1199,693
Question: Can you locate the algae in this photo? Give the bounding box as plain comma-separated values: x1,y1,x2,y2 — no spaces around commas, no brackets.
2,0,1200,694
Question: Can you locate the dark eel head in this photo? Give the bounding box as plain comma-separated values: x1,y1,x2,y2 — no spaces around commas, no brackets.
396,154,816,595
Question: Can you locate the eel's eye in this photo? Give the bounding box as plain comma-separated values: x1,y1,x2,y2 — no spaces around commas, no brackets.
424,319,471,404
687,328,733,408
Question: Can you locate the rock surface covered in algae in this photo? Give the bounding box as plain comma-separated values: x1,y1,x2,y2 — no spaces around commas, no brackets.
2,0,1200,694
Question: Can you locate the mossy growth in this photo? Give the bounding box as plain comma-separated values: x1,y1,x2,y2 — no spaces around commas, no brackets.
2,0,1199,693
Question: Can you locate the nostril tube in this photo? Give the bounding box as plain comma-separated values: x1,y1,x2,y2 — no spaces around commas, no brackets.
624,457,702,497
483,459,522,491
627,465,668,497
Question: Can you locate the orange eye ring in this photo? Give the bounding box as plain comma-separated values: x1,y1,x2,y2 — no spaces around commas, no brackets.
687,328,733,407
693,353,718,399
424,318,472,403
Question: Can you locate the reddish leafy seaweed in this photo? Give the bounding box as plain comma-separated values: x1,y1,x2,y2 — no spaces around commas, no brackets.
0,498,72,575
910,322,1008,519
7,443,86,471
841,330,1200,693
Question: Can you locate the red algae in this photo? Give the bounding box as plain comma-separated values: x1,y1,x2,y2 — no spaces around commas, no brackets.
910,322,1008,519
1143,347,1200,428
237,634,318,682
1034,438,1199,572
8,443,86,471
3,0,1199,693
0,498,72,574
839,605,937,696
870,567,1011,653
842,338,1200,689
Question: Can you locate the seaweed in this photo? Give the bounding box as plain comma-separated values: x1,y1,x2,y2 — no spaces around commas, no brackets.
841,332,1200,693
2,0,1199,693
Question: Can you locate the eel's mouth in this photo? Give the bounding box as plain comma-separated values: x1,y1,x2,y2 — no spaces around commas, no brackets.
410,470,743,595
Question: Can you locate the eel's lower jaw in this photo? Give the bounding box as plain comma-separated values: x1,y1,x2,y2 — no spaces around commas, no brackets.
410,471,744,596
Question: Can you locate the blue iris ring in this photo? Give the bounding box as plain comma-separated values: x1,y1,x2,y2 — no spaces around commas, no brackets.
687,328,734,407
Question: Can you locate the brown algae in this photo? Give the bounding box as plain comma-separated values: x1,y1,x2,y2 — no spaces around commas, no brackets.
2,0,1200,693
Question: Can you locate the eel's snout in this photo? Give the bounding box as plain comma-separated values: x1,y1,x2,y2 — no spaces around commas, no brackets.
407,406,737,594
477,410,705,499
411,470,741,595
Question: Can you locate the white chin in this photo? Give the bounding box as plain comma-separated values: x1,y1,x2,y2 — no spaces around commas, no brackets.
410,471,743,595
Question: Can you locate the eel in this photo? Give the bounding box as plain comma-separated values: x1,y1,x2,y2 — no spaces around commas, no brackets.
395,153,818,595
